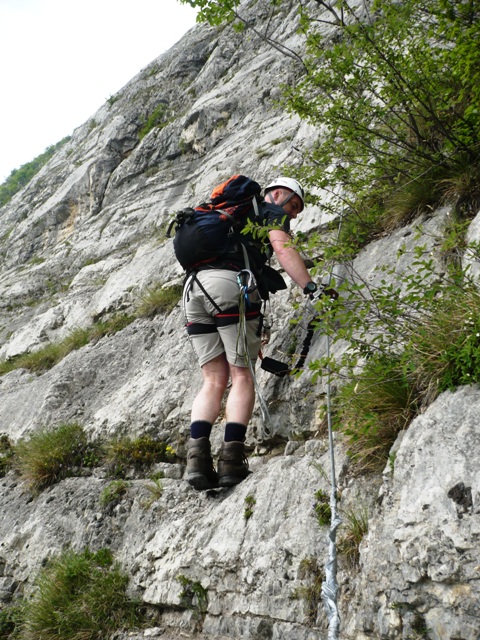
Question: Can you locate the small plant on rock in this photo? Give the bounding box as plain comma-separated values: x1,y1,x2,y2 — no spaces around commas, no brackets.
141,472,165,509
338,504,369,570
0,314,135,377
20,547,143,639
313,489,331,526
139,103,169,139
292,557,324,626
104,435,176,478
136,283,183,318
99,480,129,507
177,575,208,619
0,434,14,477
14,423,95,492
244,494,256,520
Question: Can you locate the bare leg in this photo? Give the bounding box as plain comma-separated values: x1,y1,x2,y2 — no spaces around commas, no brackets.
216,363,254,487
188,357,255,489
226,363,255,425
190,354,230,424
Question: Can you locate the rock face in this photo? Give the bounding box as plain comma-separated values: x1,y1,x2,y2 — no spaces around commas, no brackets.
0,1,479,638
345,385,480,640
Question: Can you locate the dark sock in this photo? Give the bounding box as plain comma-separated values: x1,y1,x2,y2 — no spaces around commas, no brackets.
190,420,212,439
224,422,247,442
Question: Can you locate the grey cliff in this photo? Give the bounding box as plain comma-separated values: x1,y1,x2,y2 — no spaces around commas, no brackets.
0,1,479,638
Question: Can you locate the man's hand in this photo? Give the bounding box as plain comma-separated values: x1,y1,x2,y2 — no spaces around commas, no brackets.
303,281,318,297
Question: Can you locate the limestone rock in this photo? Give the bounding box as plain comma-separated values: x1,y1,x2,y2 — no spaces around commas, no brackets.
0,0,479,638
345,385,480,640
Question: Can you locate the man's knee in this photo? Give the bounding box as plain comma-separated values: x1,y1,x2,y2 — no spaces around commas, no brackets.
229,363,254,386
202,354,230,387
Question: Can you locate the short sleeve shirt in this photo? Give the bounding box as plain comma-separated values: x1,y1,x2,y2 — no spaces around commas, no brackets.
258,201,291,233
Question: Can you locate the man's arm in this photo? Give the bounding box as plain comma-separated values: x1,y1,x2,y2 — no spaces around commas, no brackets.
268,228,313,290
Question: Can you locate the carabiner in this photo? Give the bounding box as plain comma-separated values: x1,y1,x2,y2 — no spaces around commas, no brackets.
237,269,257,294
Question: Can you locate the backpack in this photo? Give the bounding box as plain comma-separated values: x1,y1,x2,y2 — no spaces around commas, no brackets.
167,174,262,271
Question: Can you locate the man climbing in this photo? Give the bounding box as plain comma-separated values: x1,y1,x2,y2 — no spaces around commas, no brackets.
182,177,317,490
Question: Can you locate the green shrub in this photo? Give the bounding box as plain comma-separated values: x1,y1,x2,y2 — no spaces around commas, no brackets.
0,137,71,207
104,435,176,478
14,423,94,492
139,103,169,140
286,0,480,250
20,548,143,639
308,250,480,471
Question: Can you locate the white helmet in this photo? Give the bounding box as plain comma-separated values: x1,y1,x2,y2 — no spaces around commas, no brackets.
264,177,305,211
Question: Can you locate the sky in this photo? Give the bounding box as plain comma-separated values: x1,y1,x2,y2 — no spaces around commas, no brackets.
0,0,199,182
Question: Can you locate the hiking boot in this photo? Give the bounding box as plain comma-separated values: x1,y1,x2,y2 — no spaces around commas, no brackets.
217,441,251,488
186,438,219,490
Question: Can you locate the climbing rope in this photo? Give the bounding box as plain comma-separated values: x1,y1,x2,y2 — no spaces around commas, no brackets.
237,269,272,437
248,357,272,437
319,183,346,640
321,326,341,638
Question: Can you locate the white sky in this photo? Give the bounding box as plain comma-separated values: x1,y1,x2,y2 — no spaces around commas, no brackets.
0,0,198,182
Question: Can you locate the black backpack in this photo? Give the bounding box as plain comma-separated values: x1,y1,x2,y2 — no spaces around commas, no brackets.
167,175,262,271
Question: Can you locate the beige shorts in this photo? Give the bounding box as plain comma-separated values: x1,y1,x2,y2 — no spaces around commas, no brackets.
182,269,262,367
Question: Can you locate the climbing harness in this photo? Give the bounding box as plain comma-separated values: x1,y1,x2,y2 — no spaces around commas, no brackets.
182,265,273,438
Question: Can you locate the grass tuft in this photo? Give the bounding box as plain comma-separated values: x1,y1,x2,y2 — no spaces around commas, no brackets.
335,355,418,473
338,504,369,570
20,547,144,639
6,424,175,494
14,423,95,492
0,314,135,377
99,479,130,507
104,435,176,478
136,283,183,318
